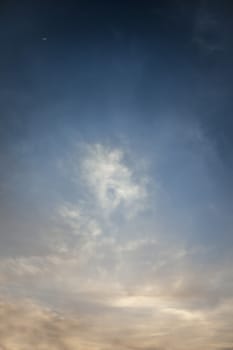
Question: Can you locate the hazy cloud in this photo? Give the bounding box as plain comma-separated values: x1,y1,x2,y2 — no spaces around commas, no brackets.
81,144,148,216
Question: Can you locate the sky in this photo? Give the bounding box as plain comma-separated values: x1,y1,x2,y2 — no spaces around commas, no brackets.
1,1,233,349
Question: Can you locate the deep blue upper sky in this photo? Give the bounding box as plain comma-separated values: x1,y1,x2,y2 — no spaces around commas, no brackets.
1,1,233,158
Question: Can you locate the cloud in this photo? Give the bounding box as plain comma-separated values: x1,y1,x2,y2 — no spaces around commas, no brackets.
1,293,233,350
193,10,221,53
0,233,230,315
192,2,229,54
0,298,95,350
57,203,102,238
0,138,232,349
0,231,233,350
81,144,147,216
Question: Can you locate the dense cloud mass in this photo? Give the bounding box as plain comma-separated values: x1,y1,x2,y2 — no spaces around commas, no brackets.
1,1,233,349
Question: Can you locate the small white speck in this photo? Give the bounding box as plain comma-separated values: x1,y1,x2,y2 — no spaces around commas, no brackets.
42,37,47,41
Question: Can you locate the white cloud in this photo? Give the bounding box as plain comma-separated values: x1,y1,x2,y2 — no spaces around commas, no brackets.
58,204,102,237
82,144,147,216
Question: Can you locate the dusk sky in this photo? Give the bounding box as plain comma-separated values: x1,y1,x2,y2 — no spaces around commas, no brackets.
1,1,233,349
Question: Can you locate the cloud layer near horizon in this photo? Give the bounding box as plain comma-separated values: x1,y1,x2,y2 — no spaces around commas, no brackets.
0,139,233,349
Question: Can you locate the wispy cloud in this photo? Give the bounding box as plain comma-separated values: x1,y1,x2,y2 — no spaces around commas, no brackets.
0,138,232,349
192,2,228,54
81,144,148,217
